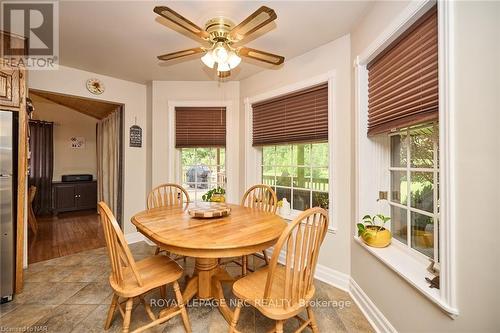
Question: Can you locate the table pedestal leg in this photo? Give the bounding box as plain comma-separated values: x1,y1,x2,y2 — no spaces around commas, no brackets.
160,257,237,325
195,258,218,299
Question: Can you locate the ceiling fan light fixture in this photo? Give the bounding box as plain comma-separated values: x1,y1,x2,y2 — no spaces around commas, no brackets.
212,42,229,63
217,61,230,72
201,52,215,69
227,52,241,69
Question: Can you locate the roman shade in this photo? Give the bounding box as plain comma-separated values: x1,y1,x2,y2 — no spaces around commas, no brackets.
175,107,226,148
367,5,438,136
252,82,328,146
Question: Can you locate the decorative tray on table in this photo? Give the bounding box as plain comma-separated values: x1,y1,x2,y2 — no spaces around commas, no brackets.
187,202,231,218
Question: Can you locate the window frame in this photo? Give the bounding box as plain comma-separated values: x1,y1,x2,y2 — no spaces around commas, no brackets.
243,72,336,232
354,0,457,316
388,122,440,263
260,143,330,217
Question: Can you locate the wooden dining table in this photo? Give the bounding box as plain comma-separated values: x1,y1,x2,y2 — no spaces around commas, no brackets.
131,202,287,323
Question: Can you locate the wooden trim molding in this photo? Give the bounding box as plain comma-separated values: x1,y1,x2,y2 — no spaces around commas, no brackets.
15,67,27,293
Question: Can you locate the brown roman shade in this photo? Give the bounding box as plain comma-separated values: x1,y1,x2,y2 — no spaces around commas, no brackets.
175,107,226,148
252,82,328,146
367,5,438,136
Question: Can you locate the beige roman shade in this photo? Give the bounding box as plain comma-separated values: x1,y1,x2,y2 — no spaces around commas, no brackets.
175,107,226,148
252,82,328,146
367,5,438,136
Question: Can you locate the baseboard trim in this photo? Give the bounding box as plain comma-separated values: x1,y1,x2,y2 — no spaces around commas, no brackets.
350,278,397,333
315,264,350,292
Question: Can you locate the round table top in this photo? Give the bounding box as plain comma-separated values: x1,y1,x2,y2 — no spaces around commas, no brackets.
131,203,287,258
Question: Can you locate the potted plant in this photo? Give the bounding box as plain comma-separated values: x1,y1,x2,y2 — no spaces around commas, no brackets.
202,186,226,203
357,214,392,248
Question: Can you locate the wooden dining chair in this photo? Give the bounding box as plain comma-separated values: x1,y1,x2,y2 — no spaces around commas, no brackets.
147,183,190,257
237,184,278,276
28,186,38,235
98,202,192,333
229,207,329,333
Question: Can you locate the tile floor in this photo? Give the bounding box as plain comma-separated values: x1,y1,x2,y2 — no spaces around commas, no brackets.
0,242,374,333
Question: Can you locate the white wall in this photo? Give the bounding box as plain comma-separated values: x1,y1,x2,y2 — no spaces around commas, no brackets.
351,1,500,331
29,65,148,235
240,35,352,275
150,81,240,203
30,95,98,181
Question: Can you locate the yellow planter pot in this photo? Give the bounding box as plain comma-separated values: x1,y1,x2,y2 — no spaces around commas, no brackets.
210,194,225,203
361,226,392,248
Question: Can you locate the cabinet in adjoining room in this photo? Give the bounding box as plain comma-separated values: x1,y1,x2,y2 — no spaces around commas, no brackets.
52,180,97,213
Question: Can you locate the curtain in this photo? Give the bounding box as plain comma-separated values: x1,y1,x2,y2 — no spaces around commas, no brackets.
28,120,54,215
97,109,122,223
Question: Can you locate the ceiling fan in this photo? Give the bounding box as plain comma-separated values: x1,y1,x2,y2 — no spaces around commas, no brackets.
153,6,285,78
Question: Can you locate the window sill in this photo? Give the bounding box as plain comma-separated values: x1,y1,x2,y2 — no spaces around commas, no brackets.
354,236,459,317
278,209,336,234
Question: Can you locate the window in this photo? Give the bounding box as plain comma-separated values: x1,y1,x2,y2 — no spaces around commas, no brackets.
261,143,329,214
180,147,226,202
389,123,439,261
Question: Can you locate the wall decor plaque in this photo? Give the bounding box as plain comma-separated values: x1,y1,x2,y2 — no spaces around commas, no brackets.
129,125,142,147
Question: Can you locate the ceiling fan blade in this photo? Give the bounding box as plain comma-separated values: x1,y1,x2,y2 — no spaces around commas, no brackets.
157,47,205,61
239,47,284,65
154,6,210,40
229,6,277,41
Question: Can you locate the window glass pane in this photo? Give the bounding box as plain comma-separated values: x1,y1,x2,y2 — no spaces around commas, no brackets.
196,147,214,165
312,168,329,192
311,142,329,167
292,144,310,166
410,172,434,213
181,148,196,167
262,166,275,186
390,134,407,167
390,171,408,205
312,192,329,209
390,206,407,243
275,187,291,204
262,146,275,166
411,212,434,258
276,167,292,187
275,145,292,166
292,167,311,189
293,189,311,211
410,126,434,168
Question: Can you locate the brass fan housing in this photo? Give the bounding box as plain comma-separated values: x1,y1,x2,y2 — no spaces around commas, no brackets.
204,17,235,43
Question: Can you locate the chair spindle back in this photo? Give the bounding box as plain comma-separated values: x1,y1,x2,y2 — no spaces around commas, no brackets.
147,183,190,209
241,184,278,213
264,207,329,309
98,202,143,288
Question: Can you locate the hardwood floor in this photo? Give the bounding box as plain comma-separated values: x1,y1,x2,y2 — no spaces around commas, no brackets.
28,210,106,264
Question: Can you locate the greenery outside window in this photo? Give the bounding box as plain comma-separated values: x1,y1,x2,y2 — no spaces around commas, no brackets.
261,143,329,214
180,147,226,202
389,123,439,261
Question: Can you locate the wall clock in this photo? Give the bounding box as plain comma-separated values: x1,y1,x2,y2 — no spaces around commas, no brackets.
86,78,105,95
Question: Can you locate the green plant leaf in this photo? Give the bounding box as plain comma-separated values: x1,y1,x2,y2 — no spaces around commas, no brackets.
357,223,366,237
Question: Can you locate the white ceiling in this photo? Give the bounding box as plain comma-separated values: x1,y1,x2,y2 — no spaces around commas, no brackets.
59,1,372,83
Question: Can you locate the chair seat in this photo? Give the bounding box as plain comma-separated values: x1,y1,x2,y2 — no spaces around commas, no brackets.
110,255,183,298
232,265,315,320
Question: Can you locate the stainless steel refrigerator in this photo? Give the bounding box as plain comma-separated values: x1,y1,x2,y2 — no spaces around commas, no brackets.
0,110,17,303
